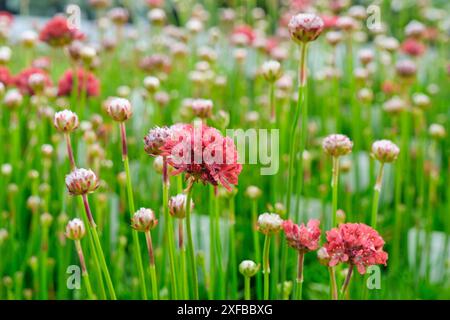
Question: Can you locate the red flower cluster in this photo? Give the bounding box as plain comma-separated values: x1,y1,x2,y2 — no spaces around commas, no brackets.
57,69,100,97
39,16,84,47
282,219,321,253
0,66,13,86
324,223,388,274
401,38,426,57
231,25,256,45
14,68,52,95
162,123,242,191
321,15,339,29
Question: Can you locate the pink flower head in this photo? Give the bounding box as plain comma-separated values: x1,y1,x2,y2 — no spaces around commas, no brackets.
401,38,426,57
288,13,324,44
0,11,13,27
14,68,52,95
231,25,256,46
39,15,84,47
324,223,388,274
283,219,321,253
163,123,242,191
0,66,13,86
57,69,100,97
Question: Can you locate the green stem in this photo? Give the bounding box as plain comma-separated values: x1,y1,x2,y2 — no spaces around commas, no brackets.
163,178,178,299
39,225,49,300
244,276,251,300
75,240,95,300
371,163,385,229
331,156,340,228
145,231,159,299
329,267,338,300
263,234,271,300
340,264,354,300
185,186,199,299
295,252,304,300
251,200,262,299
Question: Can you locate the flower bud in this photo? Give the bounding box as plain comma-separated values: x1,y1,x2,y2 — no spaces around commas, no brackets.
65,218,86,240
1,163,12,177
396,59,417,79
288,13,324,44
412,93,430,110
169,194,194,219
40,212,53,228
245,186,262,200
143,126,171,156
143,76,160,94
131,208,158,232
65,168,99,195
0,228,8,245
27,195,41,212
54,110,79,133
239,260,259,277
107,97,132,122
257,212,283,235
261,60,282,82
322,134,353,157
191,99,213,119
4,89,23,110
21,30,38,48
383,96,407,115
428,124,446,140
371,140,400,163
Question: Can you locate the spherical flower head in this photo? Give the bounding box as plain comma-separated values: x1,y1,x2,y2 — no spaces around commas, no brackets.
107,97,132,122
40,212,53,228
131,208,158,232
66,218,86,240
191,99,213,119
169,194,194,219
54,110,79,133
239,260,259,277
108,7,129,25
336,16,358,32
396,60,417,79
405,20,425,39
429,124,446,140
245,185,262,200
65,168,99,196
143,126,172,157
28,73,47,93
288,13,324,44
148,8,166,26
322,134,353,157
57,69,100,97
257,213,283,235
143,76,160,93
163,123,242,191
261,60,282,82
39,15,84,47
371,140,400,163
326,31,343,46
4,89,23,109
412,93,430,110
14,68,52,95
324,223,388,274
383,96,407,115
282,219,321,253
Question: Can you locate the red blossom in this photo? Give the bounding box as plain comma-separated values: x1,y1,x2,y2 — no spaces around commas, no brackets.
0,11,14,27
401,38,426,57
57,69,100,97
0,66,13,86
321,15,339,29
39,15,84,47
283,219,321,253
324,223,388,274
163,123,242,191
14,68,52,95
232,25,256,45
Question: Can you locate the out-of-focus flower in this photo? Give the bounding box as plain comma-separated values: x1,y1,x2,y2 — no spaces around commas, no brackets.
20,30,38,48
168,194,194,219
261,60,282,82
401,38,426,57
324,223,388,274
371,140,400,163
412,93,430,109
108,7,129,25
428,123,446,140
57,69,100,97
231,25,255,46
65,168,99,195
143,76,160,94
396,59,417,79
39,15,84,47
282,219,321,253
107,97,132,122
14,68,52,95
4,89,23,109
54,110,79,133
288,13,324,44
163,123,242,191
66,218,86,240
336,16,358,32
383,96,406,115
257,213,283,235
191,99,213,119
88,0,111,10
317,247,330,265
32,57,51,71
239,260,259,277
405,20,425,39
131,208,158,232
0,11,13,27
0,66,13,86
147,8,166,26
322,134,353,157
0,46,11,64
245,186,262,200
139,54,171,75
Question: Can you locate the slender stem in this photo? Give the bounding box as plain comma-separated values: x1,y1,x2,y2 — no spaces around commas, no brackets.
81,194,116,300
228,197,238,299
295,252,304,300
185,186,199,299
329,267,338,300
178,220,189,299
371,162,385,228
145,231,159,299
39,224,49,300
75,240,95,300
65,133,76,171
163,172,178,299
263,234,271,300
251,200,262,299
244,276,251,300
121,124,148,300
340,264,354,300
331,156,340,227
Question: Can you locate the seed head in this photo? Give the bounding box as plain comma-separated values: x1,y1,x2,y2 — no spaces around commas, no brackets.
65,168,99,196
371,140,400,163
131,208,158,232
239,260,259,277
107,97,133,122
65,218,86,240
288,13,324,44
322,134,353,157
54,110,79,133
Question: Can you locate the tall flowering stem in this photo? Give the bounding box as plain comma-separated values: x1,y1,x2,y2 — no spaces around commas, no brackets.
340,264,354,299
262,234,271,300
295,252,304,300
121,124,148,300
331,156,340,228
74,239,95,299
144,230,159,299
184,184,199,299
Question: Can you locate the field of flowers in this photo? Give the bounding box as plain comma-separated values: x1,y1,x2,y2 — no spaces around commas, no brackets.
0,0,448,301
